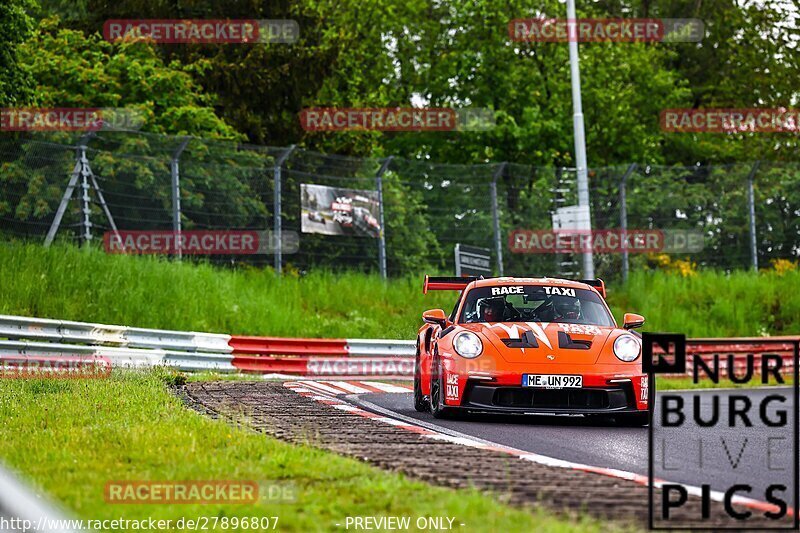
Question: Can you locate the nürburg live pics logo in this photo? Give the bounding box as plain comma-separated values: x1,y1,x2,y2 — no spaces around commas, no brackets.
644,333,799,530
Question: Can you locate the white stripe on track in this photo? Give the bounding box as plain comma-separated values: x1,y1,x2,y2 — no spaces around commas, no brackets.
301,381,347,396
320,381,371,394
358,381,412,393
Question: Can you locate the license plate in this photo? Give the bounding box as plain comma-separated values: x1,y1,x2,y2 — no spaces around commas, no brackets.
522,374,583,389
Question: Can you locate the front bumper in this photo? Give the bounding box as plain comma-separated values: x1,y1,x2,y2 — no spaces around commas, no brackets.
459,381,641,414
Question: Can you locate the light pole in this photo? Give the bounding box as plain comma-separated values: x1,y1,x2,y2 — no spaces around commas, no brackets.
566,0,594,278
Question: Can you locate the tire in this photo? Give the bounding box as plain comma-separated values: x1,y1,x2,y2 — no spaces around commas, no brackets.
413,344,429,412
429,348,456,419
617,411,650,427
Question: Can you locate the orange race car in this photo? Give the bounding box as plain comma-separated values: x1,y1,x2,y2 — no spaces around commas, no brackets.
414,275,650,425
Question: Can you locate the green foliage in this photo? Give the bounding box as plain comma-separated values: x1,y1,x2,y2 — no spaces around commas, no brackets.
20,17,238,137
0,242,453,337
1,241,799,338
0,0,37,106
611,269,800,337
27,0,800,165
382,170,442,272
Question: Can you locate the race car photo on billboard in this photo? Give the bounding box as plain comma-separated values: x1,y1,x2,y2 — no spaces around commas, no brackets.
415,276,649,426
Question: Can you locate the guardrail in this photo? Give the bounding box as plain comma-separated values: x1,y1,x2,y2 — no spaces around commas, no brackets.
0,315,232,352
0,314,796,378
0,463,79,533
0,315,416,377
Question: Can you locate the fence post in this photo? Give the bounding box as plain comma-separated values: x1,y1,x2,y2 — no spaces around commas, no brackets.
273,145,296,275
45,133,95,247
490,162,508,276
171,137,191,260
375,156,393,279
747,160,761,271
78,147,92,245
619,163,637,283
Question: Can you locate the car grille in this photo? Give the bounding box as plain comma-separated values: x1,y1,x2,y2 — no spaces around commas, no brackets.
465,384,631,411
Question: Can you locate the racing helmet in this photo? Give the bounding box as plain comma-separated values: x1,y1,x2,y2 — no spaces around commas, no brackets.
553,295,581,319
478,297,505,322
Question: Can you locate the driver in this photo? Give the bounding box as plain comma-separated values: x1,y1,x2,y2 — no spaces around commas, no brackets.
478,297,505,322
553,295,581,320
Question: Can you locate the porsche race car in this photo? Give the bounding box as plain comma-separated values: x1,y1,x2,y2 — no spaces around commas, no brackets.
414,276,649,425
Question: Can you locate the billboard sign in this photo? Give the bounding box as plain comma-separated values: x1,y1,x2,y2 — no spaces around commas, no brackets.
300,184,381,238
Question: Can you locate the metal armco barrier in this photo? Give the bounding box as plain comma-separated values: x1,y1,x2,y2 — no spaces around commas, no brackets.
231,355,414,378
0,315,235,373
0,314,797,378
227,336,415,357
0,463,79,533
228,336,349,356
0,314,232,352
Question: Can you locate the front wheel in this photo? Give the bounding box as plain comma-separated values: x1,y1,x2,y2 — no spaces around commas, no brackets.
413,344,429,412
429,349,456,419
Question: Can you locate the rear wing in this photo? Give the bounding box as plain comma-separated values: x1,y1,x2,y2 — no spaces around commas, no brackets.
577,278,606,299
423,275,480,294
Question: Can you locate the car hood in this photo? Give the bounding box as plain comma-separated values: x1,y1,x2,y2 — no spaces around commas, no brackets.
460,321,616,365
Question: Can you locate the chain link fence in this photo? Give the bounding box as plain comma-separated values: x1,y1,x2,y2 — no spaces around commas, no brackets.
1,130,798,281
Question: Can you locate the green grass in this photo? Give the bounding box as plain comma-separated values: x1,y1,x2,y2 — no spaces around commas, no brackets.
0,370,625,532
0,242,452,338
1,241,799,338
612,270,800,337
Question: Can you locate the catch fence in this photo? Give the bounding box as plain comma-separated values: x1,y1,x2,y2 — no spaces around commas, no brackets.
1,130,798,280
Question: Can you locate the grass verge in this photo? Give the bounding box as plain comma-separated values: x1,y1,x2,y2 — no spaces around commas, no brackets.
1,241,799,338
0,370,626,532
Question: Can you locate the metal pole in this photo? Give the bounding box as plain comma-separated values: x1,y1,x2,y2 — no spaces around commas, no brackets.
619,163,637,283
44,159,82,246
747,160,761,271
79,150,92,245
171,137,191,259
375,156,393,279
89,172,120,243
273,145,296,275
491,162,508,276
46,133,95,246
566,0,594,279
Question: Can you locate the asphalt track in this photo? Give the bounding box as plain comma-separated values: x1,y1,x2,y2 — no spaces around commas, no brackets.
354,386,798,508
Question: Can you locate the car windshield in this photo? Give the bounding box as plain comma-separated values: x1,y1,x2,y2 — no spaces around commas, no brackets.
459,285,614,326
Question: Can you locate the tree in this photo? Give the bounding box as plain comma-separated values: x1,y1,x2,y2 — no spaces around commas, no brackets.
0,0,36,106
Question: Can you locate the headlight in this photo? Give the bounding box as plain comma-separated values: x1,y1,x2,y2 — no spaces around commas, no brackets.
453,331,483,359
613,334,641,362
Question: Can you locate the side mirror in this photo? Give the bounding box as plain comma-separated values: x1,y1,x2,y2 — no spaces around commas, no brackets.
623,313,645,330
422,309,448,327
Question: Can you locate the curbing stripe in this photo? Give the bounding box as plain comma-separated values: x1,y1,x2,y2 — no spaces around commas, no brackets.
284,381,793,519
